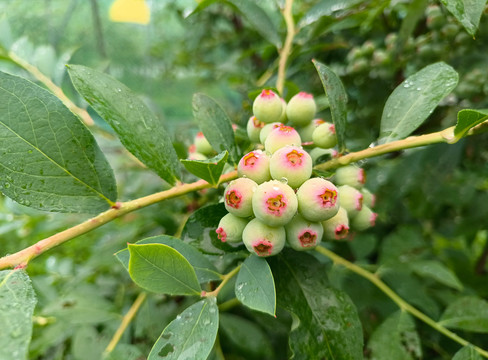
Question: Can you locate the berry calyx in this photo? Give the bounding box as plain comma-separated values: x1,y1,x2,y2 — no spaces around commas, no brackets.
237,150,271,184
269,146,313,188
296,178,340,222
252,180,298,226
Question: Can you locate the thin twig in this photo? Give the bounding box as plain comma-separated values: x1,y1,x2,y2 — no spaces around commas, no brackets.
203,264,241,298
276,0,295,95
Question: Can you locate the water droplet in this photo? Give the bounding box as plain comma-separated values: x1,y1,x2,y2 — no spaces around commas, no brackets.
416,87,422,91
280,177,288,185
116,88,122,92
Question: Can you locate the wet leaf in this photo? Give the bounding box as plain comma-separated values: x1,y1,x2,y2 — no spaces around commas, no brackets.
180,151,228,186
439,296,488,333
0,70,116,213
410,260,463,291
454,109,488,141
235,255,276,316
440,0,486,36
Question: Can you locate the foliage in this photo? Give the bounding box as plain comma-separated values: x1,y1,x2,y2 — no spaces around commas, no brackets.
0,0,488,359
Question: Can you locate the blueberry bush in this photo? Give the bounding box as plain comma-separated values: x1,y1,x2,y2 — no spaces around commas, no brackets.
1,0,488,359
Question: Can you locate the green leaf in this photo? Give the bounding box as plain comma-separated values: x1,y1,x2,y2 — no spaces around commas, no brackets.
312,60,347,153
367,311,422,360
115,235,221,283
0,270,37,360
128,244,201,296
454,109,488,141
439,296,488,333
440,0,486,37
299,0,364,27
0,70,117,213
395,0,429,56
148,298,219,360
189,0,280,47
181,203,244,255
192,93,239,165
67,64,181,185
269,250,363,360
181,151,228,185
379,62,458,143
453,346,483,360
235,255,276,316
219,313,274,358
410,260,463,291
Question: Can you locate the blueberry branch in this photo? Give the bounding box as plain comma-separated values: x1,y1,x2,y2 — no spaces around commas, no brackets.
315,245,488,358
203,264,242,298
276,0,296,95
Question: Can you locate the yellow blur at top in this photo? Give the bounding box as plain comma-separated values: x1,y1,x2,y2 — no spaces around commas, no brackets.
109,0,150,25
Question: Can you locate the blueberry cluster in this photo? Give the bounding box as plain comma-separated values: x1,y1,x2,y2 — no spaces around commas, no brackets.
215,89,378,257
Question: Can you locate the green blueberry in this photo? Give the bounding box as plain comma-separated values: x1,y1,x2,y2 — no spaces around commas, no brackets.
312,122,337,149
296,177,340,222
264,125,302,154
269,145,313,188
216,213,249,243
252,180,298,226
224,177,258,218
334,165,366,189
237,150,271,184
259,122,283,144
285,213,323,251
351,206,377,231
337,185,363,217
242,218,286,257
322,207,350,241
286,92,317,127
194,132,214,156
246,116,265,144
253,89,284,124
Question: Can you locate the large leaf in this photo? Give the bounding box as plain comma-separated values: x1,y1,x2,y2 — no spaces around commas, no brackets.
367,311,422,360
441,0,486,36
116,235,221,283
67,64,181,185
439,296,488,333
269,250,363,360
128,244,201,296
235,255,276,316
299,0,364,27
454,109,488,141
181,203,245,255
379,62,458,143
312,60,347,153
192,93,239,165
148,298,219,360
189,0,280,47
180,150,228,186
409,260,463,291
453,346,483,360
0,70,116,213
0,270,37,360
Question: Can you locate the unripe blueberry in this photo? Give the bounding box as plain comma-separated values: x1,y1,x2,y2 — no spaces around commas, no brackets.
322,207,349,241
216,213,249,243
242,218,286,257
296,178,340,222
246,116,265,144
224,177,257,218
237,150,271,184
188,144,208,161
253,89,284,124
337,185,363,217
351,206,377,231
298,118,325,142
259,122,282,144
194,132,214,156
309,147,337,165
252,180,298,227
286,92,317,127
334,165,366,189
312,122,337,149
264,125,302,154
269,146,313,188
361,188,376,208
285,214,323,251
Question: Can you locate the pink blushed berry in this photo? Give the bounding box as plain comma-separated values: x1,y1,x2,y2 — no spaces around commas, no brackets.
312,122,337,149
298,118,326,142
334,165,366,189
224,178,257,217
296,178,340,222
216,213,249,243
337,185,363,217
270,146,313,188
322,207,350,241
194,132,214,155
351,206,378,231
253,90,284,124
259,122,283,144
237,150,271,184
252,180,298,226
242,218,286,257
361,188,376,208
285,214,323,251
286,92,317,127
265,125,302,154
246,116,265,143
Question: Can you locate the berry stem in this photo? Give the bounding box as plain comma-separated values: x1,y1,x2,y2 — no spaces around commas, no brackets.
104,291,147,355
0,170,239,270
276,0,296,95
204,264,242,298
314,126,463,171
315,245,488,358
